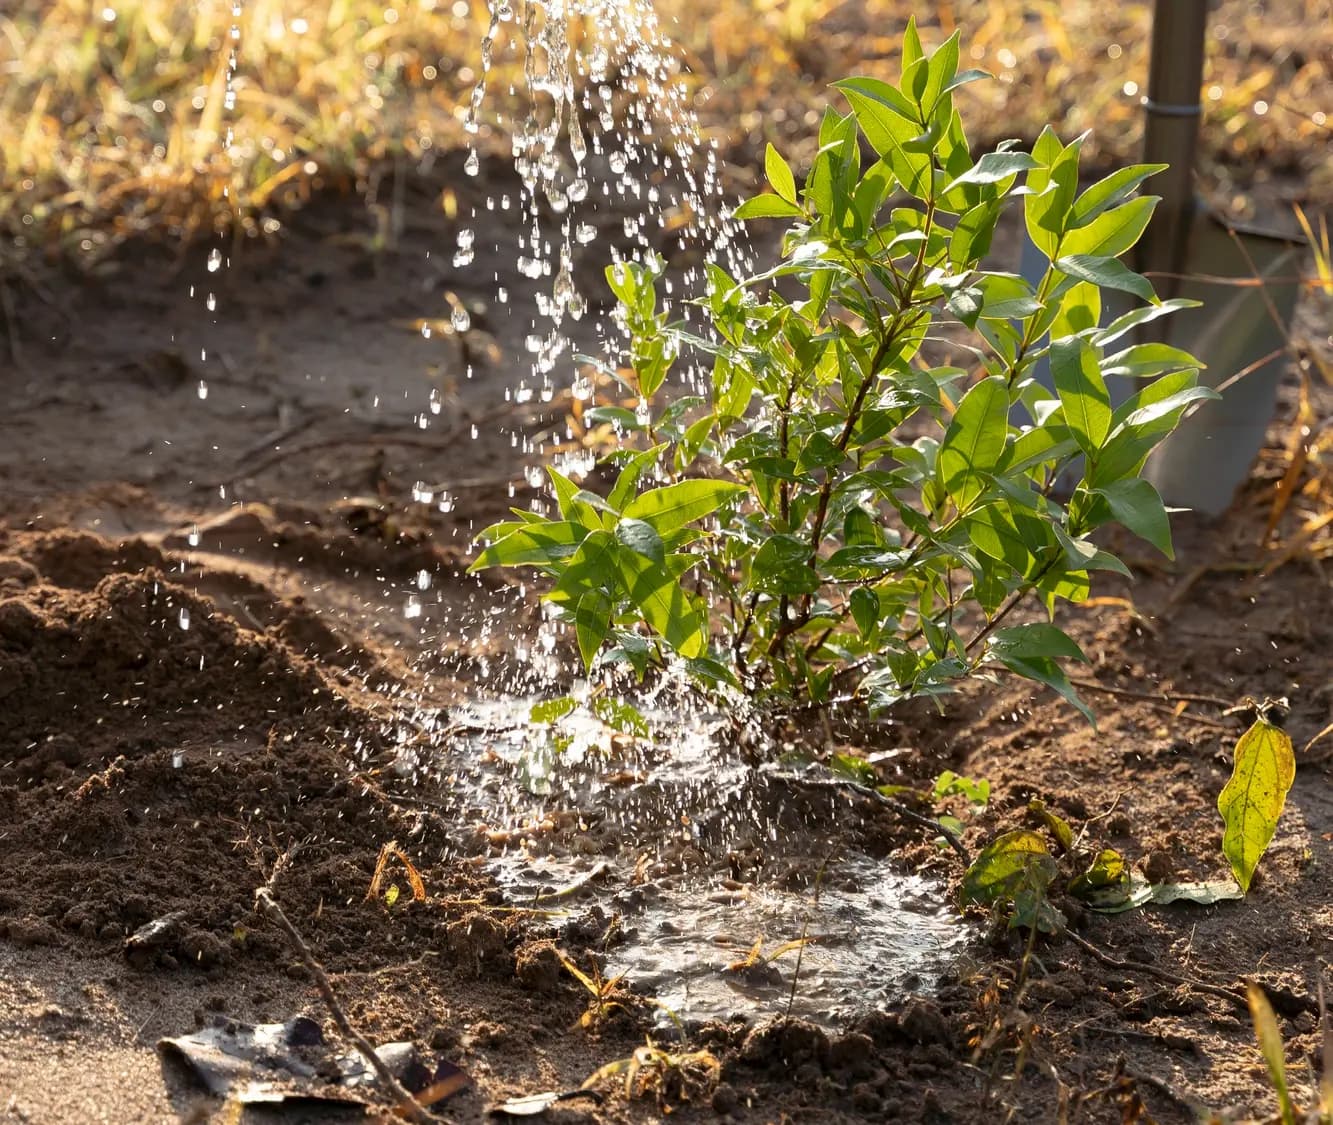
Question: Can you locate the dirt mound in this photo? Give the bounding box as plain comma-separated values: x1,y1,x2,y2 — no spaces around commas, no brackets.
0,526,496,977
0,532,353,777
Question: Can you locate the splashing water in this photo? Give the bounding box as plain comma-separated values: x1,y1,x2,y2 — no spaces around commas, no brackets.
462,0,751,403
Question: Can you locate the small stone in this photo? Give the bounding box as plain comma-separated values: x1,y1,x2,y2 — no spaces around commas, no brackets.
710,1082,739,1115
899,998,950,1045
828,1031,876,1078
514,940,563,992
1143,849,1173,884
429,1025,460,1050
851,1082,881,1113
180,929,227,969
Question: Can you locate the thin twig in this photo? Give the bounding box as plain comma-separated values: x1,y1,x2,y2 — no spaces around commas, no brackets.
1066,679,1232,709
253,886,441,1125
1063,929,1248,1012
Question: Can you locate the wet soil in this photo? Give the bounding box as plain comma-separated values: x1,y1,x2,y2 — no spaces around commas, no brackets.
1,165,1331,1124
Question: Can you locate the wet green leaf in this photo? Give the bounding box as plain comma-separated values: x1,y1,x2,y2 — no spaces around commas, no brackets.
1218,719,1296,893
574,591,612,671
591,696,650,739
529,697,578,725
1068,848,1128,900
623,480,746,534
829,753,878,786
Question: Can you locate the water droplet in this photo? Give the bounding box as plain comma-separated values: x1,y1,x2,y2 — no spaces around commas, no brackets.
197,380,208,400
464,148,480,176
206,248,222,272
178,607,191,630
451,305,471,332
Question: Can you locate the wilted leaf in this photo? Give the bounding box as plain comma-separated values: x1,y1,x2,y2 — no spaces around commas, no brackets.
1218,719,1296,893
491,1090,603,1117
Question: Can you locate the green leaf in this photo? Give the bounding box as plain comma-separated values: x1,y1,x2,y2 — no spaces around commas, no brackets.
765,142,798,204
829,752,878,786
1247,982,1298,1125
949,199,1001,268
833,78,932,197
470,520,587,571
937,376,1008,512
584,405,644,431
990,651,1096,726
934,770,990,808
623,479,746,534
614,548,709,660
1061,196,1156,258
1068,848,1129,901
529,696,577,724
607,444,665,512
591,696,651,738
1050,337,1111,455
1071,163,1165,225
1055,254,1158,303
614,517,666,567
574,591,612,671
1093,297,1201,348
944,150,1037,191
988,622,1087,663
1095,478,1174,558
1026,799,1073,851
734,194,804,221
960,830,1063,932
849,586,879,638
1218,718,1296,893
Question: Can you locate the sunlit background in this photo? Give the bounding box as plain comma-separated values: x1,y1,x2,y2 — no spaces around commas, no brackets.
3,0,1329,266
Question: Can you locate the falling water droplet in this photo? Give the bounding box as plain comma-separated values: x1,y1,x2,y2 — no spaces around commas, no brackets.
207,248,222,272
178,607,191,630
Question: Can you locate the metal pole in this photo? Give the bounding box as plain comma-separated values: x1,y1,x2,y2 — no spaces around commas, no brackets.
1136,0,1210,289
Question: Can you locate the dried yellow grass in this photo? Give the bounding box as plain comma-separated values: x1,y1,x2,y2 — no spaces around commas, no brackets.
1,0,1329,265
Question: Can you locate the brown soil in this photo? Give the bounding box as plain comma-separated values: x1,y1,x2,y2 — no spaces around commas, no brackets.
1,165,1331,1125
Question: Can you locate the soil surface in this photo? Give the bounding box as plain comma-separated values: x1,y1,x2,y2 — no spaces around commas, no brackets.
2,164,1331,1125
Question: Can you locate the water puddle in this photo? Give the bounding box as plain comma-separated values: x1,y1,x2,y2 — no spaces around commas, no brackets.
410,696,970,1028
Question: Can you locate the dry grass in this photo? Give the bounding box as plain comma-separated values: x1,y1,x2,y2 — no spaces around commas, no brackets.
2,0,1330,267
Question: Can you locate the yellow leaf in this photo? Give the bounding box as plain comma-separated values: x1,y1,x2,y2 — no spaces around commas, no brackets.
1218,720,1295,893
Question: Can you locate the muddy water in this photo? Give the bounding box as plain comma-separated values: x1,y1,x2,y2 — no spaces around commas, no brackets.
420,697,969,1028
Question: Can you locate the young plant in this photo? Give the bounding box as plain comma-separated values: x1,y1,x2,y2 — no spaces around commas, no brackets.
471,20,1212,722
